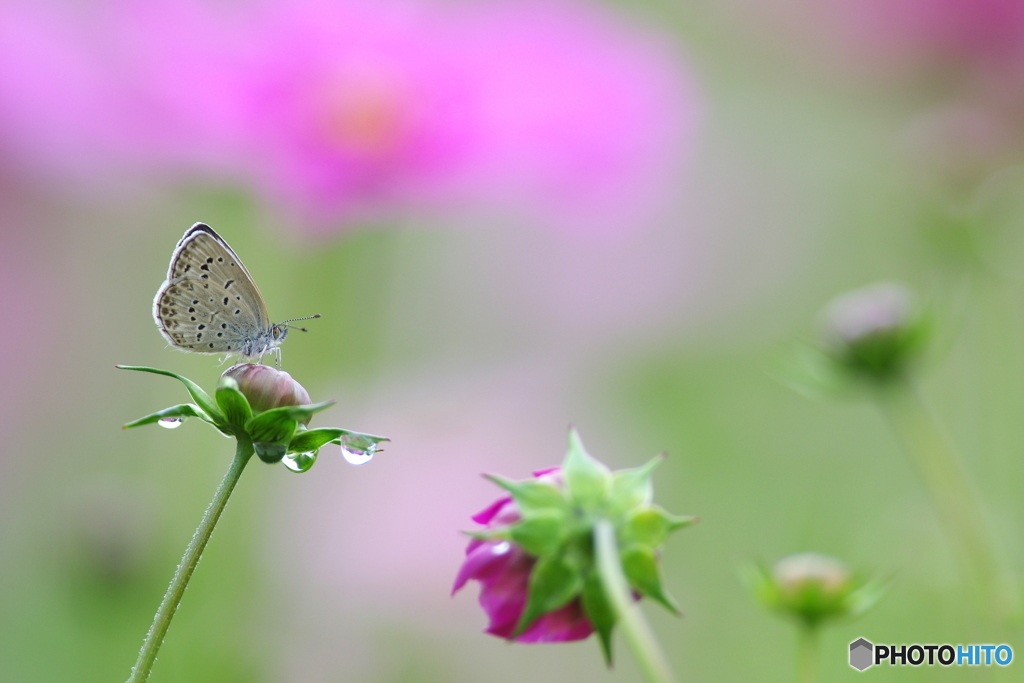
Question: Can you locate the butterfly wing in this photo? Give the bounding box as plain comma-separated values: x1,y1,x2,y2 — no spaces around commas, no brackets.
153,223,276,357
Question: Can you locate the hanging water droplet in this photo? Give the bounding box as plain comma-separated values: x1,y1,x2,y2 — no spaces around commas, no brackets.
282,451,318,473
339,434,380,465
158,417,184,429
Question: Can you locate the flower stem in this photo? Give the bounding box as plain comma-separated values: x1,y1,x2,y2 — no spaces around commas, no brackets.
127,438,255,683
594,519,677,683
796,627,817,683
875,378,1010,618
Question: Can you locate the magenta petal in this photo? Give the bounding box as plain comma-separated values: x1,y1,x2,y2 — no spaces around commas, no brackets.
516,601,594,643
472,495,513,525
452,542,514,594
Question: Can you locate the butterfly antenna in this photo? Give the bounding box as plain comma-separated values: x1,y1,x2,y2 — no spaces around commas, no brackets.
282,314,321,333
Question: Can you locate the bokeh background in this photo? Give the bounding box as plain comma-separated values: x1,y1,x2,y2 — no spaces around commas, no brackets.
4,0,1024,680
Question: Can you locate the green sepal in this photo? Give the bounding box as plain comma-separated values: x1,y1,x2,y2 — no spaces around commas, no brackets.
259,400,336,425
847,576,890,618
483,475,566,515
581,571,616,666
245,409,299,452
513,555,584,637
563,428,611,511
619,506,698,548
117,365,226,424
608,455,662,514
739,563,779,609
254,441,288,464
771,345,852,401
620,543,680,615
215,377,252,428
509,510,567,558
288,428,349,454
122,403,212,429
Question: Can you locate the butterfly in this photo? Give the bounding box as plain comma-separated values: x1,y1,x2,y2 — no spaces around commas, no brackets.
152,223,318,366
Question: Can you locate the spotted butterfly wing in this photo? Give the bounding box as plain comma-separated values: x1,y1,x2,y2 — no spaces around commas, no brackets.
152,223,286,360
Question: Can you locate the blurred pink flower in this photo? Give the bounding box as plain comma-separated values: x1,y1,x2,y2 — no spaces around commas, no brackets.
452,467,594,642
0,0,699,236
824,0,1024,78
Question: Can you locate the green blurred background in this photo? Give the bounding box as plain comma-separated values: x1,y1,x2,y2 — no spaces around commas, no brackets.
4,0,1024,680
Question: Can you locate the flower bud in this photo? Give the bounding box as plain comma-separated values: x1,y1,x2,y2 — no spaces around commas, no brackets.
221,363,311,415
745,552,885,630
821,282,926,381
453,430,696,663
773,552,850,600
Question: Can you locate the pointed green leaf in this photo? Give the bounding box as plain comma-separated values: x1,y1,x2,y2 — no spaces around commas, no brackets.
847,576,890,618
771,345,853,401
608,455,662,514
259,400,336,424
289,428,348,454
484,475,566,515
739,562,782,610
216,377,253,428
619,506,698,549
122,403,211,429
620,544,680,615
245,410,298,449
563,429,611,510
117,365,225,424
514,555,584,637
510,511,567,558
581,572,616,667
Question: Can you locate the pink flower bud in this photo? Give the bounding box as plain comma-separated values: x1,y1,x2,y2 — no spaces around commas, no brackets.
221,363,311,415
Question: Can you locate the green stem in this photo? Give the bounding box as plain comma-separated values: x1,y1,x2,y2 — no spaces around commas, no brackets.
127,438,255,683
876,378,1009,617
796,627,817,683
594,520,677,683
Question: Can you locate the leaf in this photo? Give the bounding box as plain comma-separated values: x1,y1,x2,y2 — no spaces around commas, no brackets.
620,544,680,615
277,400,336,423
117,365,225,424
513,555,584,637
509,511,567,558
215,377,252,428
608,455,662,514
122,403,211,429
484,475,566,515
563,429,611,511
245,410,298,449
581,572,616,667
618,506,698,548
289,428,348,454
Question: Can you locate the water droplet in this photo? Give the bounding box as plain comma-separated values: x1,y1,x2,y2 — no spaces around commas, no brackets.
339,435,380,465
282,451,317,473
158,417,184,429
493,541,511,555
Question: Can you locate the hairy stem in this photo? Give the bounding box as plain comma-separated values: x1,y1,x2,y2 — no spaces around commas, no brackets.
876,378,1011,619
796,627,817,683
127,438,254,683
594,519,677,683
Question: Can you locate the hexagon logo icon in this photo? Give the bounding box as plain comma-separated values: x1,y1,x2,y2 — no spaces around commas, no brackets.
850,638,874,671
